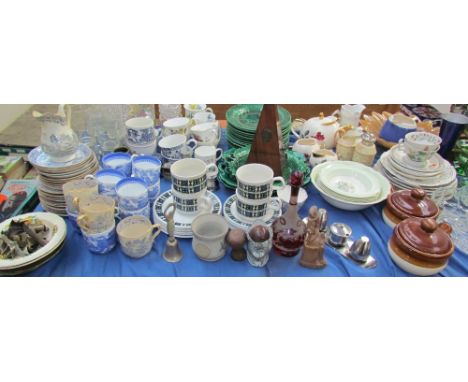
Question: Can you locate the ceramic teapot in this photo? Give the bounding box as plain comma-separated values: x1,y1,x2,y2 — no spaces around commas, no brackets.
33,104,79,162
292,113,341,149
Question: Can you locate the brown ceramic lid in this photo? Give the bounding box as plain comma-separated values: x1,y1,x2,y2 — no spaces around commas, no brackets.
387,188,439,220
394,218,454,261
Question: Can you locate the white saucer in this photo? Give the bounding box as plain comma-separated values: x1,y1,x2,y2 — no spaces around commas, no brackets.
223,194,281,231
152,190,222,238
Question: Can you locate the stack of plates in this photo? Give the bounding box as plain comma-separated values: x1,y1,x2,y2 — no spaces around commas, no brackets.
226,104,292,148
311,161,391,211
28,144,100,216
218,145,311,190
0,212,66,276
375,145,457,203
223,194,281,231
152,190,222,238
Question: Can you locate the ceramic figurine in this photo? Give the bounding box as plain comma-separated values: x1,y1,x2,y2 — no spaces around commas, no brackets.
300,206,326,269
226,229,247,261
33,104,79,162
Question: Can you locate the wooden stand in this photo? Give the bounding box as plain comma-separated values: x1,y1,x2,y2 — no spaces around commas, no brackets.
246,104,286,177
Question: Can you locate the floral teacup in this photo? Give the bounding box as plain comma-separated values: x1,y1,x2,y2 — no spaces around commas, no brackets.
82,222,116,254
403,131,442,162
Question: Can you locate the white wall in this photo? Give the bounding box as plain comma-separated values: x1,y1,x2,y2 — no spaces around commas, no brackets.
0,104,33,132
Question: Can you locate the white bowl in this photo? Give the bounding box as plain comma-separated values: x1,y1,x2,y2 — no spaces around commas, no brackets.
311,162,391,211
127,139,157,155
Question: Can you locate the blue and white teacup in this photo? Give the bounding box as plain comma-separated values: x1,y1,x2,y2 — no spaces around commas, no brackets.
147,180,160,201
102,152,133,177
81,222,116,255
66,208,81,233
88,169,125,199
131,155,161,183
158,134,198,161
115,177,149,211
125,117,156,145
183,104,213,119
118,203,151,220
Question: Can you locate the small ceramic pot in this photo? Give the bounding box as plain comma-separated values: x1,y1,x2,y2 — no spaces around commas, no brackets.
193,111,216,125
170,158,217,196
82,222,116,254
90,169,125,199
403,131,442,162
277,185,308,213
117,216,161,258
184,104,213,118
383,188,439,228
194,146,223,164
236,163,286,201
127,139,157,156
131,155,162,183
190,122,220,144
162,117,192,136
292,138,322,157
192,214,229,261
379,114,418,143
309,149,338,168
62,178,99,215
102,152,133,177
125,117,156,145
74,194,117,234
115,177,149,211
388,217,454,276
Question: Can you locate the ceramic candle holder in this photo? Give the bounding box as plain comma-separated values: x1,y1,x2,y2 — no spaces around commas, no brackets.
125,117,156,145
191,214,229,261
115,177,149,211
117,216,161,258
102,152,133,177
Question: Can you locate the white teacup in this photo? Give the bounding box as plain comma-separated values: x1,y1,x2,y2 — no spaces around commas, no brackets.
236,163,286,201
170,158,218,196
193,111,216,125
194,146,223,164
159,134,197,161
117,216,161,259
184,104,213,118
163,117,192,137
191,122,220,144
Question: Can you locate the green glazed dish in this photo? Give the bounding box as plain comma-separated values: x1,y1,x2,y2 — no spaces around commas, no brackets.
218,145,311,190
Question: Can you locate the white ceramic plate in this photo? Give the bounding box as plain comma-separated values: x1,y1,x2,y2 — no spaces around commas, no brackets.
319,162,381,200
28,144,93,170
0,212,67,270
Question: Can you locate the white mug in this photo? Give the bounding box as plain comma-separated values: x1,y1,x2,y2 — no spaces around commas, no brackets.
193,111,216,125
194,146,223,164
184,104,213,118
236,163,286,201
170,158,218,196
191,122,219,144
162,117,191,137
159,134,197,160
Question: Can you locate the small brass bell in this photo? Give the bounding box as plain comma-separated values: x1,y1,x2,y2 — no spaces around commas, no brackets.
162,203,183,263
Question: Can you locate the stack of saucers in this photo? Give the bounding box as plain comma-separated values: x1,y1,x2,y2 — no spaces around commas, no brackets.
311,161,391,211
375,144,457,203
152,190,222,238
226,104,292,148
28,144,99,216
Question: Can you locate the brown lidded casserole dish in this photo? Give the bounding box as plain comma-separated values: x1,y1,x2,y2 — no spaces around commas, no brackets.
388,217,454,276
383,188,439,228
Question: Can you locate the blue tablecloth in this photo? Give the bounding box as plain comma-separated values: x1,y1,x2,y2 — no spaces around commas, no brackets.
27,130,468,277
